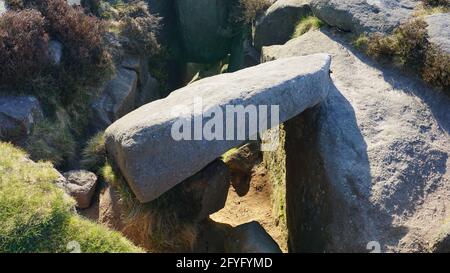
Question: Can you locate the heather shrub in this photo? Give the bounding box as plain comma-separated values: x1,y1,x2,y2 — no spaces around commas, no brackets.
5,0,25,9
422,45,450,91
1,0,112,101
115,1,161,56
43,0,112,86
421,0,450,7
355,19,449,92
230,0,272,24
0,10,50,87
368,19,429,70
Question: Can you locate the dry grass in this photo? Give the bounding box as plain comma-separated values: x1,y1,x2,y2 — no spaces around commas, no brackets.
100,162,199,252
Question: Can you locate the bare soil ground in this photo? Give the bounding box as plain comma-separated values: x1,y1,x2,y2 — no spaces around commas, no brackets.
211,164,288,252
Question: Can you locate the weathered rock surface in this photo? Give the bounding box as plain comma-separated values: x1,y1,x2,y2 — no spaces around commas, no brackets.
137,74,161,107
310,0,418,34
121,56,161,107
0,96,43,142
262,29,450,252
223,141,262,197
63,170,98,209
48,40,63,65
182,160,231,221
224,221,282,253
105,54,333,203
121,56,149,87
175,0,233,63
254,0,312,50
425,13,450,54
431,221,450,253
92,67,138,129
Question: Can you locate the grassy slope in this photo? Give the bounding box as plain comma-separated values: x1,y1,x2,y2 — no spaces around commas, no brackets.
0,142,143,253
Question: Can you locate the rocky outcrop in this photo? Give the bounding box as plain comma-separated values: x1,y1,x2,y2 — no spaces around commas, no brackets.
310,0,418,34
105,54,333,203
254,0,312,50
431,221,450,253
62,170,98,209
183,160,231,221
425,13,450,54
92,67,138,129
175,0,233,63
224,221,282,253
262,29,450,252
0,96,43,142
91,55,162,130
222,141,262,196
121,56,161,107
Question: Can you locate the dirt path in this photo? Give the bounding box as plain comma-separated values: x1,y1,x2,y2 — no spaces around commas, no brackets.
211,165,288,252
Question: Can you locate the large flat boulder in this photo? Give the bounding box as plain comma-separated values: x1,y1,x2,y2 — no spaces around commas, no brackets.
105,54,333,203
425,13,450,54
310,0,418,34
254,0,312,50
262,29,450,252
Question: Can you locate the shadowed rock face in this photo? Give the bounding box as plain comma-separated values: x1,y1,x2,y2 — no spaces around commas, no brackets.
225,221,282,253
254,0,312,50
262,29,450,252
175,0,233,63
105,54,333,203
310,0,418,34
0,96,43,142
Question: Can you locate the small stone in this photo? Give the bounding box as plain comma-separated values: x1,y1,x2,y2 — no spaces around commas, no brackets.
224,221,282,253
63,170,98,209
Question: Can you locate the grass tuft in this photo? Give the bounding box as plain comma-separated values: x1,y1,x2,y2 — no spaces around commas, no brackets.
291,16,324,39
24,119,76,168
81,132,106,172
100,161,199,252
